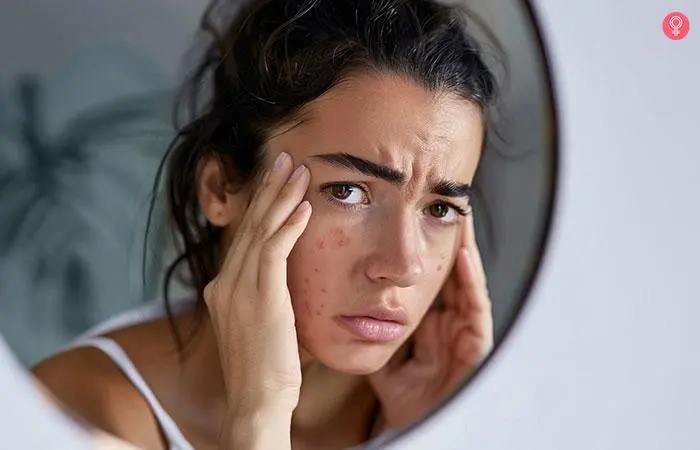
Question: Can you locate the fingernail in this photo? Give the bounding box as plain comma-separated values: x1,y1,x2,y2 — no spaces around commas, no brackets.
274,152,289,170
289,164,307,182
296,200,311,213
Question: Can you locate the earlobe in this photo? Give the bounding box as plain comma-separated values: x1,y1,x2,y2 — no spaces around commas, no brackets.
196,155,243,227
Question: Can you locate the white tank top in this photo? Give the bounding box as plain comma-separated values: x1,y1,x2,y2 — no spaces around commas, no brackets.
65,298,196,450
72,337,195,450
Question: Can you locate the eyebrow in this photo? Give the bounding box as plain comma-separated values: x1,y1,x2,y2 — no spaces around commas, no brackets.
310,152,472,198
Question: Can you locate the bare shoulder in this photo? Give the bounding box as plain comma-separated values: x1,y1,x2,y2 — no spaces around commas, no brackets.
32,344,165,450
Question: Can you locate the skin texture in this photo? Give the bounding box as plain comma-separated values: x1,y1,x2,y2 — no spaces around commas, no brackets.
32,72,492,450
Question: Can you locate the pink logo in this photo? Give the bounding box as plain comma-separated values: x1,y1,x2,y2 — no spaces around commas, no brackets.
663,12,690,40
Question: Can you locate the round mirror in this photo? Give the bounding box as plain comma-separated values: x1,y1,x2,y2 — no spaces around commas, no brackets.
0,0,556,448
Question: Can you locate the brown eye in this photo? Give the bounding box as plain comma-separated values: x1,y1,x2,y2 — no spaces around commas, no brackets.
322,183,368,206
331,184,353,200
429,203,450,218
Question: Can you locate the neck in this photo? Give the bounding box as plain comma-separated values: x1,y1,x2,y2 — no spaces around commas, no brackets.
293,347,377,437
184,310,378,442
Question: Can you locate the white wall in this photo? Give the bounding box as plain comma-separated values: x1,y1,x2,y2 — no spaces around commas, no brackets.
383,1,700,449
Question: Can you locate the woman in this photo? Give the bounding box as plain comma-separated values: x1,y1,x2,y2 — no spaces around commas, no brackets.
33,0,497,448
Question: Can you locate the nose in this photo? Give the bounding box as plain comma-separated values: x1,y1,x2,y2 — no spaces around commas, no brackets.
364,213,425,288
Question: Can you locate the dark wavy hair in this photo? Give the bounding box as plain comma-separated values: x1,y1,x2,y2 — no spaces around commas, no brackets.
146,0,499,351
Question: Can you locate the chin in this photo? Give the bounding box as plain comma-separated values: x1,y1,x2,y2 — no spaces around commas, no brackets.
313,343,397,375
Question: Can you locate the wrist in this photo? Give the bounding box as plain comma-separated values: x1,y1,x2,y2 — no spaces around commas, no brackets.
221,404,293,450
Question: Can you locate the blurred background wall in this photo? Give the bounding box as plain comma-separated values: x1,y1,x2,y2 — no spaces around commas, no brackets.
0,0,204,365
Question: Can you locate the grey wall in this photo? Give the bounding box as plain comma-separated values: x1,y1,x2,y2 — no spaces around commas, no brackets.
0,0,203,365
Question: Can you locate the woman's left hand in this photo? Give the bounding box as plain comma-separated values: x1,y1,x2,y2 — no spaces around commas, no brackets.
367,212,494,431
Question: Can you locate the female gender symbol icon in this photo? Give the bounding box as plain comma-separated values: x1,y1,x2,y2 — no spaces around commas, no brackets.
663,11,690,40
670,16,683,36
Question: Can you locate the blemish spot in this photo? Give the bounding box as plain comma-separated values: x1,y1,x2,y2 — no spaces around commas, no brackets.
331,228,350,247
316,239,326,250
315,311,322,316
437,265,443,271
303,300,312,314
314,268,320,273
304,277,309,284
319,303,325,309
321,288,327,293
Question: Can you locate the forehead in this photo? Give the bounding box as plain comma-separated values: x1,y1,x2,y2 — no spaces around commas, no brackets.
267,73,485,182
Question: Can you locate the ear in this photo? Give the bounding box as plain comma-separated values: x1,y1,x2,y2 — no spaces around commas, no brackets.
196,155,248,227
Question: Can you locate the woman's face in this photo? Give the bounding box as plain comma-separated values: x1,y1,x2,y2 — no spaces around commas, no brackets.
260,73,483,374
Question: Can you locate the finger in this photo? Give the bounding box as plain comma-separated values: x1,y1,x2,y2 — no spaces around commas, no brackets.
456,248,494,347
241,164,310,286
462,211,486,285
438,250,461,311
455,248,491,317
245,163,309,253
446,327,483,386
410,311,442,365
442,249,472,317
218,151,294,285
257,200,312,300
243,152,301,239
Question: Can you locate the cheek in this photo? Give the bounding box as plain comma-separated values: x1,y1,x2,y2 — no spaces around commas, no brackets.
315,227,351,250
287,229,349,321
418,253,451,311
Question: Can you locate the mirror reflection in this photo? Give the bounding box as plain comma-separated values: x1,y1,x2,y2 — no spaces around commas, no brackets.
0,0,556,448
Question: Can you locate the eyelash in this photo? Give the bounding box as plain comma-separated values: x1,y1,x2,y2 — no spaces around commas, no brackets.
320,183,370,210
320,182,469,224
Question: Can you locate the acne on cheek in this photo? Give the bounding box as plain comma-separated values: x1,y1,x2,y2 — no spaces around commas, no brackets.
331,228,350,247
315,228,350,250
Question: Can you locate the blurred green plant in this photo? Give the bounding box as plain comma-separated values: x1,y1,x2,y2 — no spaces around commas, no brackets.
0,75,173,335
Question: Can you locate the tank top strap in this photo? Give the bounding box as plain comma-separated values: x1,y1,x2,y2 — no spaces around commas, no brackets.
70,337,195,450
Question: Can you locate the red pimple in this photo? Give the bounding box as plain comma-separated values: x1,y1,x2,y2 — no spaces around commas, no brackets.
316,239,326,250
331,227,350,247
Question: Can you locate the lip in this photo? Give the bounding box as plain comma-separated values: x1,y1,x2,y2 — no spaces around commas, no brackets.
335,306,409,342
347,306,409,325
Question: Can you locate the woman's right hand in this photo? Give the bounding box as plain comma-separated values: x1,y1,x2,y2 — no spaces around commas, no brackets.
202,152,312,449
